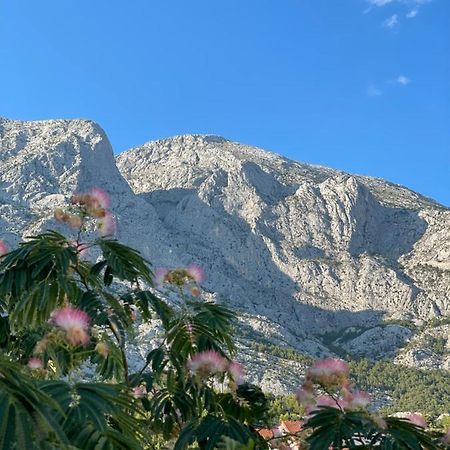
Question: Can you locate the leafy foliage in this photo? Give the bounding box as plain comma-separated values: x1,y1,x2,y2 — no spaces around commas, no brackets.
303,407,439,450
0,192,268,449
0,355,68,449
267,394,305,425
350,359,450,417
0,191,448,449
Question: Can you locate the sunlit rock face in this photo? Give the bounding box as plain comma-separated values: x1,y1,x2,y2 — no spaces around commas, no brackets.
1,118,450,391
0,118,180,265
117,134,450,324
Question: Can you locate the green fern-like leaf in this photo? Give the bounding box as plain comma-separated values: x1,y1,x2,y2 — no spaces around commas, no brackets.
97,239,153,285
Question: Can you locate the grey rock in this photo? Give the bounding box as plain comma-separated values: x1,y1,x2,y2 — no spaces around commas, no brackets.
395,323,450,369
117,134,450,332
1,118,450,393
340,325,412,358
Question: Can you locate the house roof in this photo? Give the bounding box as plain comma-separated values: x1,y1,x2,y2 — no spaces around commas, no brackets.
280,420,303,434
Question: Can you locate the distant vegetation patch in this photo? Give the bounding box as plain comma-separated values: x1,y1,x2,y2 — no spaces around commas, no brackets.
249,339,450,420
350,359,450,418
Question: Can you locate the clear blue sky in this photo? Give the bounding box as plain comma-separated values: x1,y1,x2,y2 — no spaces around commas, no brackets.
1,0,449,205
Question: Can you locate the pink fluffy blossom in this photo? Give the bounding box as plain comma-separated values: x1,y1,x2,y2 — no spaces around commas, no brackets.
95,342,109,357
154,268,169,286
373,416,388,430
51,306,90,346
187,350,228,377
27,357,44,370
90,187,110,209
0,240,8,256
70,241,89,257
98,212,116,236
227,361,245,385
315,394,346,410
306,358,349,387
54,208,66,222
68,214,83,229
406,413,427,428
186,264,206,283
132,385,147,399
190,286,201,297
344,390,371,410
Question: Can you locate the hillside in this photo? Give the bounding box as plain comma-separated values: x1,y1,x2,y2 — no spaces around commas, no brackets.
1,117,450,393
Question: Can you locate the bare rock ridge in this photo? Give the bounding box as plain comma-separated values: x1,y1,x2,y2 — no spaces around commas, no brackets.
0,117,181,265
117,134,450,319
1,118,450,388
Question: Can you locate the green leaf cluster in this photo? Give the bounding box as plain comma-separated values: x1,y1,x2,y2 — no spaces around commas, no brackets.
304,406,440,450
0,206,268,449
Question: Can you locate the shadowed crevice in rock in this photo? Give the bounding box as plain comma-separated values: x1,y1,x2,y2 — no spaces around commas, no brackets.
138,187,391,337
240,161,299,205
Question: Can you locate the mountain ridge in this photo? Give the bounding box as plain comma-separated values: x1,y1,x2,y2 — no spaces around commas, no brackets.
1,117,450,392
119,132,442,210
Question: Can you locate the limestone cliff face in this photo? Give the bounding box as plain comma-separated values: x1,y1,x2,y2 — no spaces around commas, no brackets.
0,118,181,267
117,134,450,327
1,119,450,386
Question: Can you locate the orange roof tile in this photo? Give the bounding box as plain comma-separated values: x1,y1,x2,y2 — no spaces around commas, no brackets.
257,428,274,439
280,420,303,434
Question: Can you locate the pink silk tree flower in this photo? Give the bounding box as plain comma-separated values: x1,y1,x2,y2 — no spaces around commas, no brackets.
132,385,147,399
70,241,89,257
54,208,66,221
227,361,245,385
187,350,228,377
306,358,349,388
406,413,427,428
190,286,201,297
186,264,206,283
51,306,90,346
98,212,116,236
95,342,109,358
0,240,8,256
154,268,169,286
90,187,110,209
296,385,316,407
315,394,345,409
304,394,348,415
68,214,83,229
344,390,371,410
27,357,44,370
373,416,388,430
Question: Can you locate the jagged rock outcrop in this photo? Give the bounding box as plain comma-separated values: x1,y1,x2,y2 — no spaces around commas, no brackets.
1,119,450,390
395,323,450,370
0,118,186,268
117,134,450,328
340,325,413,359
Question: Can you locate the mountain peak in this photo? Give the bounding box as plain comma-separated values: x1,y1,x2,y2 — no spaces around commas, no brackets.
135,134,230,150
0,116,105,132
0,117,129,205
2,117,450,382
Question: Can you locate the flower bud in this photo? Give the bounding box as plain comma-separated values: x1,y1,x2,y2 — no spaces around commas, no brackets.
27,357,44,370
95,342,109,358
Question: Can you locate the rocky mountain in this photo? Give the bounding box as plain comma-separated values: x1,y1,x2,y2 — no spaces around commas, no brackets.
1,117,450,392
